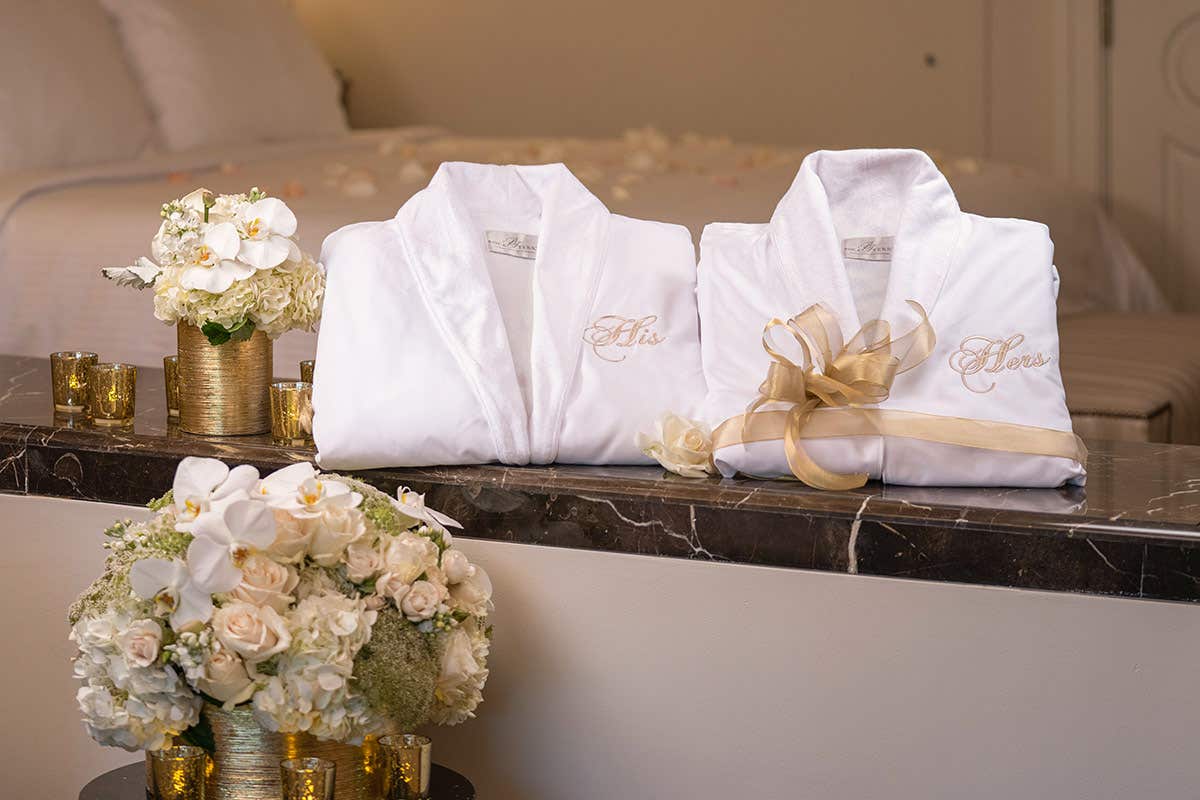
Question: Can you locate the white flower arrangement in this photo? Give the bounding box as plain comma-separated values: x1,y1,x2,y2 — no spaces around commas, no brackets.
102,188,323,346
69,458,493,752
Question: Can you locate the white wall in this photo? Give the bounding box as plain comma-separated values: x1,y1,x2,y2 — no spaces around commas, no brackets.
294,0,1061,172
8,493,1200,800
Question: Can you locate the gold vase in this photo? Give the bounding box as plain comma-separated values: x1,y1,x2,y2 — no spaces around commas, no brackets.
201,705,381,800
177,323,272,435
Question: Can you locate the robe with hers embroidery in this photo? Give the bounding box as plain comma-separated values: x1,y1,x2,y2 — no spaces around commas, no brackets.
698,149,1086,487
313,162,705,469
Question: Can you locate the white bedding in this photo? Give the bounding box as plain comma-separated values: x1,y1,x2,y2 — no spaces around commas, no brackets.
0,128,1167,372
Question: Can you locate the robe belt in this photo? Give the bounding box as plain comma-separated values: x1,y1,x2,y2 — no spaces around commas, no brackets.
711,301,1088,490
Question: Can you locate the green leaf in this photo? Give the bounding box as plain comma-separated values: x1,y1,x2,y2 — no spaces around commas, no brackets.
178,712,216,755
200,322,231,346
228,319,256,342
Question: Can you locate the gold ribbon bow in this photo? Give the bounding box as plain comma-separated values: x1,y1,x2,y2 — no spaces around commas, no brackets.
737,300,936,490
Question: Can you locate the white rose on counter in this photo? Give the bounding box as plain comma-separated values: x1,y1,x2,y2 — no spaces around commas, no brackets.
400,580,446,622
230,554,298,612
308,506,366,567
212,602,290,663
268,510,312,563
117,620,161,668
343,540,384,583
635,412,716,478
197,644,255,706
450,566,493,617
440,549,475,585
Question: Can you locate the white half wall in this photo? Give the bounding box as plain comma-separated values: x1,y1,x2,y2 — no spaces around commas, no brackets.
5,493,1199,799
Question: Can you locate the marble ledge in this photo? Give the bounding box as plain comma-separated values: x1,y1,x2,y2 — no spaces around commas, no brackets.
2,354,1200,604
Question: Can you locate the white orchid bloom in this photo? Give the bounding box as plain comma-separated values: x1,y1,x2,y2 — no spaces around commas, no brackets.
129,557,213,629
393,487,462,531
186,498,277,594
173,457,260,531
255,462,361,519
178,221,254,293
236,197,301,270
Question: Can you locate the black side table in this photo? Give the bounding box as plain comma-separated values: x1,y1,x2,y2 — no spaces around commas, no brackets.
81,761,475,800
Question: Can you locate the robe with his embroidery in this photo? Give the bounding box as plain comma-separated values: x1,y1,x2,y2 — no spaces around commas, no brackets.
313,161,705,469
698,149,1086,487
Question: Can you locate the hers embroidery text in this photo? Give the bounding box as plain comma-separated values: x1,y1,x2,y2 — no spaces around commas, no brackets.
948,333,1050,394
583,315,666,362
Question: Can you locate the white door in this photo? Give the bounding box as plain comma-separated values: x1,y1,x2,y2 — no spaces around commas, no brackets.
1110,0,1200,311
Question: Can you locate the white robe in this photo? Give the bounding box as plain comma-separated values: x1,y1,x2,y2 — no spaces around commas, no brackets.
698,149,1086,487
313,162,705,469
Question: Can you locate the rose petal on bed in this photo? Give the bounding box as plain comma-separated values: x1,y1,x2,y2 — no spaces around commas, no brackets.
219,162,240,175
167,171,193,184
340,169,378,198
611,185,632,201
397,160,429,183
281,180,306,198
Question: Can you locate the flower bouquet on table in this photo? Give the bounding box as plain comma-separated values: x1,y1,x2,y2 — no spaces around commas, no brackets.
102,189,324,435
68,457,491,797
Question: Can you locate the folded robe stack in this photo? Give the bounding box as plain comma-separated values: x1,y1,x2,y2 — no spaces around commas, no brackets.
313,162,706,469
698,149,1087,487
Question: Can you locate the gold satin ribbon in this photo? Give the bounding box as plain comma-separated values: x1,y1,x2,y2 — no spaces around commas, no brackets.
712,301,1087,489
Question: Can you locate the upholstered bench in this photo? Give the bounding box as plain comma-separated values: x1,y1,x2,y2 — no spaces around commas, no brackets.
1059,313,1200,444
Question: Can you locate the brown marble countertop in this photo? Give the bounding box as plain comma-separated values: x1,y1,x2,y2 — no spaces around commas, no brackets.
3,354,1199,603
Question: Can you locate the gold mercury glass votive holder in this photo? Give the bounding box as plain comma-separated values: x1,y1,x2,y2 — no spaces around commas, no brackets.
49,351,98,413
270,381,314,446
147,745,208,800
163,355,181,418
87,362,137,426
280,757,336,800
379,734,432,800
299,359,315,384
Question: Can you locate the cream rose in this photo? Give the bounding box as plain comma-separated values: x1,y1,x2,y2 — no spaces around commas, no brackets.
308,506,366,567
440,549,475,584
381,537,428,585
212,601,290,663
197,644,255,705
343,540,384,583
400,579,446,622
635,412,715,478
229,554,298,612
450,566,493,617
267,509,311,563
374,571,412,608
438,627,480,693
117,619,161,668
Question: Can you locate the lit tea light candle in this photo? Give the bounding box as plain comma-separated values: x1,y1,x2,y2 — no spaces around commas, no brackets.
280,757,335,800
87,363,137,427
379,734,432,800
147,745,208,800
49,351,98,413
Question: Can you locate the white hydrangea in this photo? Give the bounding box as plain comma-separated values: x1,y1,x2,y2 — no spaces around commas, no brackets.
252,591,381,742
70,610,201,751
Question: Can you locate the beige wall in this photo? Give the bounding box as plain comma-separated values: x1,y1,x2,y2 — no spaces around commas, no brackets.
295,0,1059,170
12,493,1200,800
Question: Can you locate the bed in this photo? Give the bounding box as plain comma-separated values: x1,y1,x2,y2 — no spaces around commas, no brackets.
1,0,1193,445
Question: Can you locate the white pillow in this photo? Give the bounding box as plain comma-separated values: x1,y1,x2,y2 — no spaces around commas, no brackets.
0,0,156,172
100,0,348,152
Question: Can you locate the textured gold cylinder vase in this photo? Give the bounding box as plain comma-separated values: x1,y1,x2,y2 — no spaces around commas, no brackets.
204,706,379,800
176,324,272,435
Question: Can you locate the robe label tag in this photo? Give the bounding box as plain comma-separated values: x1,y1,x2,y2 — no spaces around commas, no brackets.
843,235,894,262
485,230,539,260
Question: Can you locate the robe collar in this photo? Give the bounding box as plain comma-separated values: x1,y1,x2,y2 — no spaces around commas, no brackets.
769,149,967,341
394,162,611,464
